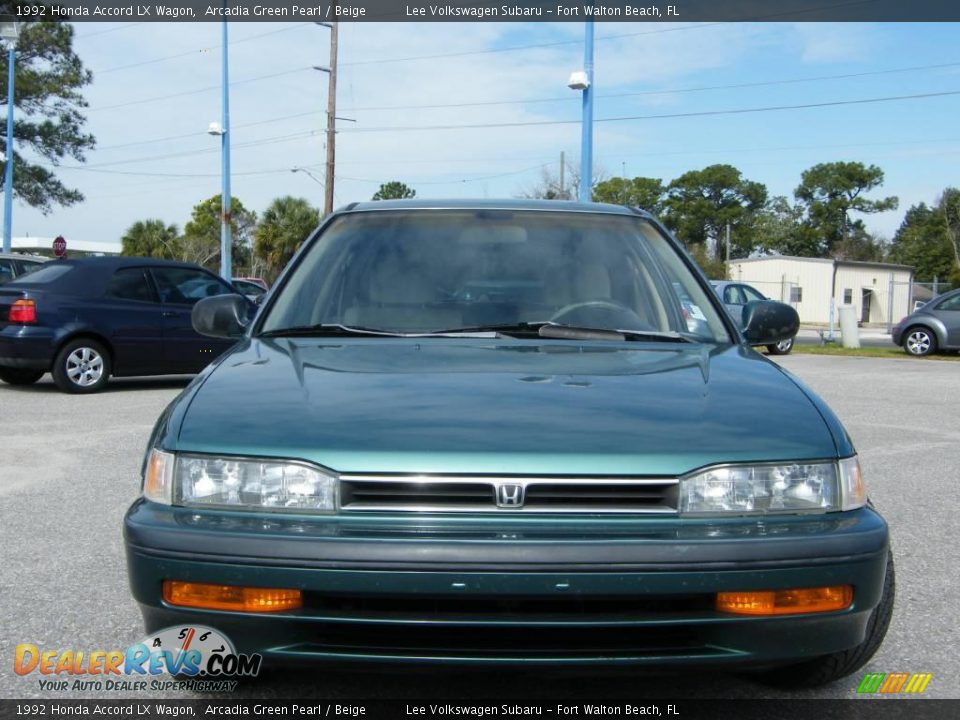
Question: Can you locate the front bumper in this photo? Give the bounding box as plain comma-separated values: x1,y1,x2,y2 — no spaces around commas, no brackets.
124,500,889,667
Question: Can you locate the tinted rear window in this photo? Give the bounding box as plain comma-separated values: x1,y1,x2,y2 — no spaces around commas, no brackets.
7,264,73,284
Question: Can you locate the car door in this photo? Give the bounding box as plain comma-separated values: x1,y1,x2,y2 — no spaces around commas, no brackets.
932,292,960,346
104,267,166,375
149,266,242,372
721,284,747,328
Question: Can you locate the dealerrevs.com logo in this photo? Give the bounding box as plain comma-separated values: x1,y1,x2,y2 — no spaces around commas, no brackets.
14,626,260,693
856,672,933,694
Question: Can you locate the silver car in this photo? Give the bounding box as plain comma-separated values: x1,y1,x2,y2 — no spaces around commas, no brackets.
892,287,960,356
0,253,47,284
711,280,795,355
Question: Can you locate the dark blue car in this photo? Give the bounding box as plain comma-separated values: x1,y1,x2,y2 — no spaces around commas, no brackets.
0,257,245,393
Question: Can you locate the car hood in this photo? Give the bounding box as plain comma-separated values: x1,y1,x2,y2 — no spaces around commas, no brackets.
172,339,839,476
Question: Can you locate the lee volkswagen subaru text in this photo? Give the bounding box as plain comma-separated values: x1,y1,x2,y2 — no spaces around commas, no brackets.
124,200,893,688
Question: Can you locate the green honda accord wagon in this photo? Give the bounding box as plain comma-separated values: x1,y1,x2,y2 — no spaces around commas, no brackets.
124,200,893,687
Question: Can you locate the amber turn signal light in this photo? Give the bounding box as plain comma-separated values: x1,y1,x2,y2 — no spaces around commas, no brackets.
717,585,853,616
163,580,302,613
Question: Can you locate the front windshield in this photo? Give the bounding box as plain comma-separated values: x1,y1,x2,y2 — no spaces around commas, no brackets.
260,209,730,342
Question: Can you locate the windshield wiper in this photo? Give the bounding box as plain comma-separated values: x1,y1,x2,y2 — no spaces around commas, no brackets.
429,321,695,343
258,323,411,338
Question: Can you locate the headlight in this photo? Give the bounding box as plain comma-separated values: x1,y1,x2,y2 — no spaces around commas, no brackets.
143,449,336,513
680,457,867,515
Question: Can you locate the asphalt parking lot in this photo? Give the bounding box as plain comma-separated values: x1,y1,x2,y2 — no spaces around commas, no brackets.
1,354,958,700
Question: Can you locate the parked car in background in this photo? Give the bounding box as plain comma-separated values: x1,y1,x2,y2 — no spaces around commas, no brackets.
892,287,960,356
0,253,47,284
125,200,892,688
712,280,796,354
0,257,250,393
231,278,269,302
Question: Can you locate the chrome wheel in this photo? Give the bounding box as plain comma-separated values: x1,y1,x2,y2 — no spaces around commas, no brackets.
766,337,794,355
65,346,105,387
905,328,935,357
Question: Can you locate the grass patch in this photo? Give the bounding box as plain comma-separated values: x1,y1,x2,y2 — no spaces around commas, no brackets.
792,345,960,361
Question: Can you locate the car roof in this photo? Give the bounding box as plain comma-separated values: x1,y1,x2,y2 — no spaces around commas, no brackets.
339,198,655,218
49,256,206,270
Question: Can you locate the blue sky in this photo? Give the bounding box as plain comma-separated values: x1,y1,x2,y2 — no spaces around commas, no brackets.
14,21,960,248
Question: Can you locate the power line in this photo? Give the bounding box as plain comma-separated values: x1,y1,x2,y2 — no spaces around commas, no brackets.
92,24,311,75
75,23,144,39
338,61,960,113
87,67,311,113
335,89,960,134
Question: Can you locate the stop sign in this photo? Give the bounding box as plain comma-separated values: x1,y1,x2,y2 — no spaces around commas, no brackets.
53,236,67,258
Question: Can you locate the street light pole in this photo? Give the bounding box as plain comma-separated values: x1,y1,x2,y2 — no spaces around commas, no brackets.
219,18,232,280
324,21,338,217
579,14,594,203
1,19,19,254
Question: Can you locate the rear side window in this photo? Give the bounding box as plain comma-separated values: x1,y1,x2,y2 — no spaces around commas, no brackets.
0,259,14,284
936,294,960,311
151,267,233,305
7,264,72,284
108,268,157,303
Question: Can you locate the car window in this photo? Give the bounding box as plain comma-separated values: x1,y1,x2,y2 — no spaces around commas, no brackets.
151,267,233,305
234,280,266,296
741,285,766,303
262,210,731,342
107,268,157,303
6,263,72,284
0,259,14,284
16,259,45,277
723,285,744,305
935,294,960,311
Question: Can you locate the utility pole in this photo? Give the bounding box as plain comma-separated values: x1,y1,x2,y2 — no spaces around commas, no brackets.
578,15,594,203
219,18,232,280
725,222,731,276
559,151,565,199
323,22,339,217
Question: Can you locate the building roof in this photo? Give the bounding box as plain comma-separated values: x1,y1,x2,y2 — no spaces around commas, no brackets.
12,236,120,255
730,255,914,273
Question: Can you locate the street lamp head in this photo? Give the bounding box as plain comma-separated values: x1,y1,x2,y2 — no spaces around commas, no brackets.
313,65,332,74
568,71,590,91
0,16,19,45
207,121,225,136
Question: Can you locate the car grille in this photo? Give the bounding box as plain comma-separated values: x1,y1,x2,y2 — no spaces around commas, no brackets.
338,475,679,514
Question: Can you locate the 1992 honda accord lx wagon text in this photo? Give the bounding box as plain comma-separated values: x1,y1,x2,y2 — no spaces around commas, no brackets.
124,200,893,688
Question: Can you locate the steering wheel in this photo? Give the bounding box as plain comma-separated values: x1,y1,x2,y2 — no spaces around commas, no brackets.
549,299,647,327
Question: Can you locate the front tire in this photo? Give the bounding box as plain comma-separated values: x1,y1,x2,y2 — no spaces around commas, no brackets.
766,337,794,355
754,552,895,689
903,326,937,356
0,367,45,385
52,339,111,394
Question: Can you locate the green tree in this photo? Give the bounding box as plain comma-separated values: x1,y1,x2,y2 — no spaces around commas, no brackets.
0,12,95,213
793,161,898,257
181,195,257,270
254,196,320,276
372,181,416,201
888,202,954,280
938,188,960,283
592,176,665,214
662,164,768,262
752,196,815,256
120,220,180,259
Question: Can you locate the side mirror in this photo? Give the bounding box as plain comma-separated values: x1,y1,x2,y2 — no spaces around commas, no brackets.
742,300,799,345
192,294,252,339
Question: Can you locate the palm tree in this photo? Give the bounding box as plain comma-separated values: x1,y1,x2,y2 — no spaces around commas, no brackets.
254,197,321,277
120,220,180,259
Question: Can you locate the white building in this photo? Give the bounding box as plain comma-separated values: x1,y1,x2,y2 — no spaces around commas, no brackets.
11,236,120,256
728,256,914,326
